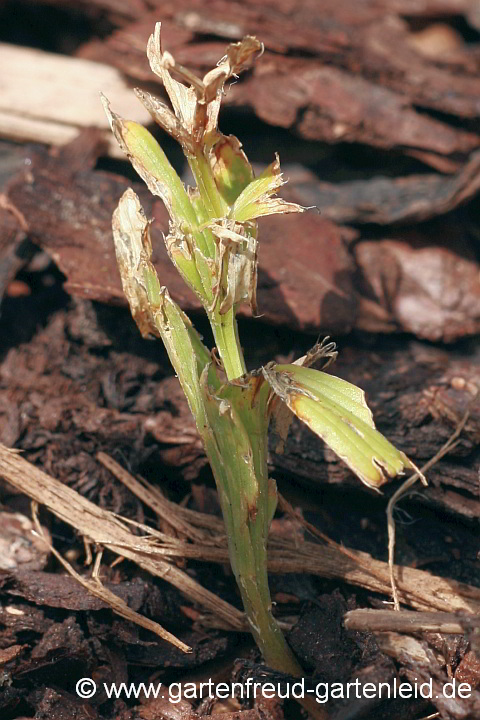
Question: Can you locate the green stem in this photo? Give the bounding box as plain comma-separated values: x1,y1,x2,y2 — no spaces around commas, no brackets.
206,432,302,676
205,374,302,675
237,563,303,675
209,305,246,380
188,150,227,222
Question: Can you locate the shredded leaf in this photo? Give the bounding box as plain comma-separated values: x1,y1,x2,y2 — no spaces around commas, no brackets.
263,363,418,489
230,155,304,223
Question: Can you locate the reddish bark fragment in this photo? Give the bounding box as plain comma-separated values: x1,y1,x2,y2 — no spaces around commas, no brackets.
354,227,480,342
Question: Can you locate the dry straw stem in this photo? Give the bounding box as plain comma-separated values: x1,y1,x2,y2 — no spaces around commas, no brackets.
98,454,480,615
344,608,480,636
29,502,191,653
2,444,479,627
387,409,472,611
0,445,246,635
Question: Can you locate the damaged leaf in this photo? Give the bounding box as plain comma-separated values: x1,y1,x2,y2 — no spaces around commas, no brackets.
102,96,197,229
112,188,211,422
112,188,158,339
269,338,338,454
263,359,422,490
231,155,305,223
146,22,262,144
206,220,258,316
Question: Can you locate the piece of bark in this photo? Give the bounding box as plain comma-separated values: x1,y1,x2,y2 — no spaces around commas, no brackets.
0,603,53,640
0,570,183,620
355,15,480,119
291,150,480,225
288,592,378,681
137,695,199,720
456,651,480,690
29,616,91,662
28,687,101,720
74,1,480,167
86,617,230,668
5,132,193,308
233,60,478,161
354,225,480,342
138,694,261,720
377,633,480,719
0,644,24,666
5,132,357,334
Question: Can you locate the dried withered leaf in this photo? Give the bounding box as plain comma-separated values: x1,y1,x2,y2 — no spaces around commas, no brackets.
112,188,158,339
146,22,262,141
206,220,258,315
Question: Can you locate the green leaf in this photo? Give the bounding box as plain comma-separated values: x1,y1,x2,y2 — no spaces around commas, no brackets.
102,95,198,229
230,155,304,223
209,135,254,206
263,363,420,490
269,338,337,454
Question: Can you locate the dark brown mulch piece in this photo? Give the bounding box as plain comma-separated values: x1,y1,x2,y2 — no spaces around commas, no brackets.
1,571,184,619
89,621,231,669
287,592,377,682
290,150,480,225
29,687,102,720
0,603,53,642
28,616,92,665
353,221,480,342
74,0,480,169
136,695,199,720
456,650,480,690
137,694,261,720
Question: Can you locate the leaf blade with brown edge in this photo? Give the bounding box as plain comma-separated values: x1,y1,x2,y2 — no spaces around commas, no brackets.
263,363,423,490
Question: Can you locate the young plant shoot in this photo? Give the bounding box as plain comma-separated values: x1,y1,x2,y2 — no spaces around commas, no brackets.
103,23,420,677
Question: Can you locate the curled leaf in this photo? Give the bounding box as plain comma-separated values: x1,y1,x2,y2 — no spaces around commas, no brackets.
147,22,262,142
134,87,194,152
207,220,258,315
112,188,158,339
210,135,254,207
230,155,305,223
263,361,423,490
269,338,338,454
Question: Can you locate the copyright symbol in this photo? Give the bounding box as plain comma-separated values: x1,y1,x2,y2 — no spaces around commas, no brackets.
76,677,97,699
